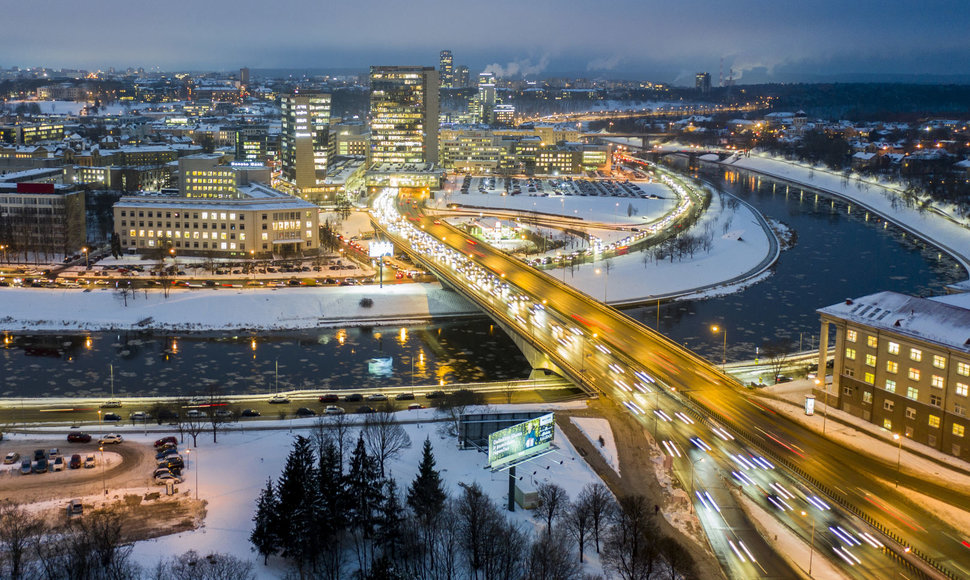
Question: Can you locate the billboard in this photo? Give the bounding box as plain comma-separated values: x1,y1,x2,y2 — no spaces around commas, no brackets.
804,395,815,416
488,412,555,469
369,241,394,258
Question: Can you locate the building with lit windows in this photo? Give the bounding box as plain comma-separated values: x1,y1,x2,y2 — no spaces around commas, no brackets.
333,122,369,157
113,183,319,259
695,72,711,93
280,90,332,194
0,183,85,258
455,65,469,88
468,73,497,125
439,50,454,88
494,104,516,127
819,291,970,461
368,66,439,165
0,123,65,145
178,155,270,199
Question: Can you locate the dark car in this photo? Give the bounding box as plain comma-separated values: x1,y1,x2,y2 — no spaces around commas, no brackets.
103,413,121,421
67,432,92,443
156,448,179,460
318,394,340,403
295,407,317,417
33,449,47,461
241,408,261,417
69,454,82,469
154,436,178,448
394,393,415,401
158,456,185,471
355,405,376,414
33,458,48,473
344,393,363,402
425,390,446,399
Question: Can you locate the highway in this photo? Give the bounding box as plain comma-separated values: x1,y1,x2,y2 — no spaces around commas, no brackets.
372,177,970,578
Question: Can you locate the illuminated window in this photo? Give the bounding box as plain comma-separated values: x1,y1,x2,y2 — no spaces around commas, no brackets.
863,391,872,403
864,372,875,385
886,361,898,374
932,355,945,369
908,368,920,381
845,348,856,360
906,386,919,400
888,342,899,355
957,383,969,397
846,330,857,342
865,354,877,367
910,348,922,362
954,424,965,437
883,418,892,430
867,335,878,348
885,379,896,393
931,375,944,389
958,362,970,376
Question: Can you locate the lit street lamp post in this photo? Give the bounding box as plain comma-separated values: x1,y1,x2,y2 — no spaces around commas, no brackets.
82,246,89,268
689,456,704,513
801,510,816,576
99,445,106,495
711,325,727,371
894,433,903,488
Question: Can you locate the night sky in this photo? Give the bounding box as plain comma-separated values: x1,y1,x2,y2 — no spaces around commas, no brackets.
5,0,969,83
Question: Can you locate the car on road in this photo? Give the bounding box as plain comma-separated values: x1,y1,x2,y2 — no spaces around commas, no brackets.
67,432,92,443
84,454,96,468
103,413,121,421
355,405,375,414
100,401,122,409
129,411,149,421
425,390,446,399
52,457,66,472
3,452,19,464
20,459,32,475
366,393,388,402
154,436,178,448
99,434,123,445
324,405,345,415
407,403,424,410
241,409,261,417
268,395,290,404
185,409,206,418
69,454,82,469
295,407,317,417
318,394,340,403
344,393,363,402
213,408,232,418
394,393,415,401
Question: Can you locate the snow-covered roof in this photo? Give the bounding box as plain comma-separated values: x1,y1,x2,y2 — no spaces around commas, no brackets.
819,291,970,353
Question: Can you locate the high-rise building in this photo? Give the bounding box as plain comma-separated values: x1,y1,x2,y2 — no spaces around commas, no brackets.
469,72,497,124
695,72,711,93
455,65,469,88
280,90,332,193
368,66,439,165
439,50,454,88
240,67,250,88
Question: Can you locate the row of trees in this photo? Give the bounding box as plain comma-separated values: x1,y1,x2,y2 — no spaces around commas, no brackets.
252,430,697,579
0,503,254,580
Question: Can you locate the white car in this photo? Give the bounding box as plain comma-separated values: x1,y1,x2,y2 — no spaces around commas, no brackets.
324,405,345,415
99,434,123,445
154,472,182,485
129,411,149,421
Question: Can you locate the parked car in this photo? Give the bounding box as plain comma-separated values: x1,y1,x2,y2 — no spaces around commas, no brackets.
99,434,123,445
241,408,261,417
154,436,178,448
20,459,32,475
84,454,96,468
366,393,388,402
67,499,83,516
355,405,375,414
33,449,46,461
48,448,60,460
407,403,424,410
156,447,179,460
295,407,317,417
344,393,363,402
69,454,82,469
318,394,340,403
33,459,48,473
3,452,19,464
154,472,182,485
268,395,290,404
103,413,121,421
324,405,345,415
158,456,184,471
67,432,92,443
395,393,415,401
52,457,66,472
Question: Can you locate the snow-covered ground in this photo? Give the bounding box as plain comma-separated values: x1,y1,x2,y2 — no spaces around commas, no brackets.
569,417,620,475
724,153,970,274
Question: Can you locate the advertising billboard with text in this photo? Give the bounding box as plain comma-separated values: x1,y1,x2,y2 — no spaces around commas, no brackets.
487,412,555,469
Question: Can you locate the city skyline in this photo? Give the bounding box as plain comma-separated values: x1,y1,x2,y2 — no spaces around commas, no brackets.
3,0,970,84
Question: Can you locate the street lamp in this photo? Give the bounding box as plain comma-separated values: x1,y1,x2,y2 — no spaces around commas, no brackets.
800,511,816,576
99,445,106,495
894,433,903,488
689,456,704,513
82,246,89,268
0,243,7,264
711,325,727,371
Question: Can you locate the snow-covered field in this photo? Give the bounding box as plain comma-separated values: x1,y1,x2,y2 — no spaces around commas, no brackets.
569,416,620,475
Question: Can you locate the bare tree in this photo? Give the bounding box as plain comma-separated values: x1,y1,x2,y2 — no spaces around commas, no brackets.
364,408,412,477
526,528,584,580
565,498,593,563
115,281,134,307
761,338,793,383
534,482,569,536
203,384,232,444
152,550,255,580
578,482,615,554
658,536,696,580
180,408,208,448
312,412,354,470
435,389,485,437
602,495,661,580
0,502,43,580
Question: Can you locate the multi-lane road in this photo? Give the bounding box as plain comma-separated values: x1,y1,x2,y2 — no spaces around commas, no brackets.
372,181,970,579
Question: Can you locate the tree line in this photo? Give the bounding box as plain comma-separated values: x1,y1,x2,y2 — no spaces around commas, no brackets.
252,426,697,579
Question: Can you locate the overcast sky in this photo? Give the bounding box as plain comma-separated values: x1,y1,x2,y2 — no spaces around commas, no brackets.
4,0,969,84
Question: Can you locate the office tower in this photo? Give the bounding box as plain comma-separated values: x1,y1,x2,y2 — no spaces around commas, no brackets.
439,50,454,88
240,67,250,88
469,72,496,124
368,66,439,165
455,65,469,88
280,90,332,192
695,72,711,93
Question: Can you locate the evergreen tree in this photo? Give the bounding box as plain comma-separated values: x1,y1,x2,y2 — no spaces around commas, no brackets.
345,433,384,573
276,435,323,573
406,437,447,522
375,477,405,558
250,478,279,565
318,438,348,579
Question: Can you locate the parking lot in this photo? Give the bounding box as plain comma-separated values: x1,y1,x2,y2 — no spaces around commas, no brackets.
458,175,658,199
